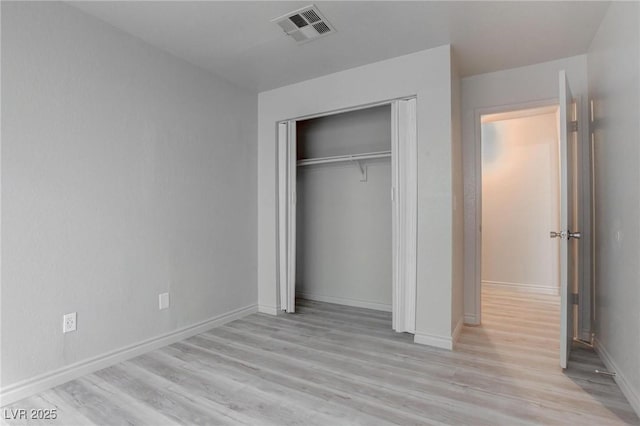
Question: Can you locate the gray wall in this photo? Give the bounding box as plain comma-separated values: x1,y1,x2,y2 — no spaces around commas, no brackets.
1,2,257,388
296,107,392,310
588,1,640,413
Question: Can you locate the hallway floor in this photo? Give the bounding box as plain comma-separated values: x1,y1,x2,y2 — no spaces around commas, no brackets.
476,284,638,424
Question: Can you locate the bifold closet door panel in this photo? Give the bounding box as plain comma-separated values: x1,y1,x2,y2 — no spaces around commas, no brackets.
278,121,296,313
296,162,392,309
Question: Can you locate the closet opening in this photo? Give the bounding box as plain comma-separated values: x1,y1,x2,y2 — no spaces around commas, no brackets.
296,105,393,313
480,104,562,352
277,98,417,334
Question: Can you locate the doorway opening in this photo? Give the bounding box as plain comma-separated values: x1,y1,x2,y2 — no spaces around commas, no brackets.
480,105,562,357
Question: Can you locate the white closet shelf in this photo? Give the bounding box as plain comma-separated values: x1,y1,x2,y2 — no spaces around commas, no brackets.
296,150,391,167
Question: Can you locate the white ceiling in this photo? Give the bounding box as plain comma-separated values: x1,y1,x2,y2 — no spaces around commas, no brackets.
70,1,610,92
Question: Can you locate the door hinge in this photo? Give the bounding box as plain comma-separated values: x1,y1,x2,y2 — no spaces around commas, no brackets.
571,293,579,305
570,120,578,132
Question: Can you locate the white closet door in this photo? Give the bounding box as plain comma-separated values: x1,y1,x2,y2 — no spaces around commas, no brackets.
287,122,297,313
391,98,417,333
278,121,297,313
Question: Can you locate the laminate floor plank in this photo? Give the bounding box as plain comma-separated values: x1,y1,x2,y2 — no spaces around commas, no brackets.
3,286,637,425
172,341,437,425
295,299,391,320
127,351,346,426
93,364,240,425
234,315,567,376
187,333,480,425
156,344,394,426
240,311,621,391
217,319,625,424
78,374,182,426
224,317,633,423
203,328,535,423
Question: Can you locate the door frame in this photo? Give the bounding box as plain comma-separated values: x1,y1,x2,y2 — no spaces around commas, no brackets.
277,96,418,333
472,98,559,325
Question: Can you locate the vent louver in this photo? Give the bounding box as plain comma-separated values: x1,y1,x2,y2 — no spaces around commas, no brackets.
289,14,308,28
313,22,331,34
301,9,321,23
272,5,335,44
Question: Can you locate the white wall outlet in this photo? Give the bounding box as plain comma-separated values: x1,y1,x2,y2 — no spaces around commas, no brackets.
63,312,76,333
159,292,170,310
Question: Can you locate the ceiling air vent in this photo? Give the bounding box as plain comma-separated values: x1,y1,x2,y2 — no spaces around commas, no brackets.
272,5,336,44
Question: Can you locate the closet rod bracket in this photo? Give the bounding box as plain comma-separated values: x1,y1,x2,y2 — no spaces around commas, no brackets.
352,159,367,182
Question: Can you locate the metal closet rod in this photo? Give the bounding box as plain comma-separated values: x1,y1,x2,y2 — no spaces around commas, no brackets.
297,150,391,167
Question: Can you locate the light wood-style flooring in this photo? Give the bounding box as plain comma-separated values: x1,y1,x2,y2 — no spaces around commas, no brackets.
3,286,638,425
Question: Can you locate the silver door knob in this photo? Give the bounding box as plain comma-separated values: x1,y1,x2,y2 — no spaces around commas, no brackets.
550,230,581,239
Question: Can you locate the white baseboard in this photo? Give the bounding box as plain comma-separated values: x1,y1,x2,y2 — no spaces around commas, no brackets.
414,331,453,350
296,292,392,312
452,317,464,348
258,304,280,315
594,337,640,417
482,280,559,295
464,314,479,325
0,303,258,407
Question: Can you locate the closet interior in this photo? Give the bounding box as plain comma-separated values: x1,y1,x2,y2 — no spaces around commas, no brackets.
295,104,393,312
